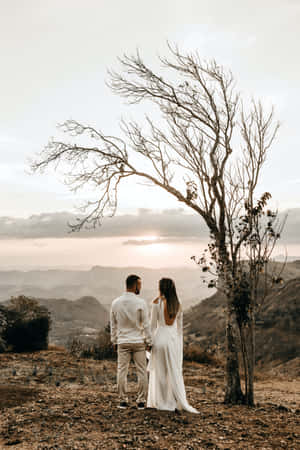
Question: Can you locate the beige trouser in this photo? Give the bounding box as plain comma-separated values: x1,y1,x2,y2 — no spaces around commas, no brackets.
117,342,148,404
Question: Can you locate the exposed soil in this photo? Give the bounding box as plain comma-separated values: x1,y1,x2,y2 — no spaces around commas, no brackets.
0,348,299,449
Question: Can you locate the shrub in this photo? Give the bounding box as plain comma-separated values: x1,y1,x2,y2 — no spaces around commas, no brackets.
4,296,51,352
0,307,8,352
67,322,115,360
66,335,86,357
91,327,115,360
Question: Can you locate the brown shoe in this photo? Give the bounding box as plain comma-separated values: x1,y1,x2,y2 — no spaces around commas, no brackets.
118,401,128,409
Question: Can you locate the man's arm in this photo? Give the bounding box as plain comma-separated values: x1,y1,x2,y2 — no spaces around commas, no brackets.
110,305,117,346
141,302,152,347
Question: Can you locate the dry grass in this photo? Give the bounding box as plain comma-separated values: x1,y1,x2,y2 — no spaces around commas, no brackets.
47,344,66,352
183,344,220,365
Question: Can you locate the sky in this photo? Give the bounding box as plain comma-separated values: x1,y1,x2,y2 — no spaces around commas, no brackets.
1,0,300,268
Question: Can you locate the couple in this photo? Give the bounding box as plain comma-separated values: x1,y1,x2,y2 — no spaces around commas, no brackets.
110,274,198,413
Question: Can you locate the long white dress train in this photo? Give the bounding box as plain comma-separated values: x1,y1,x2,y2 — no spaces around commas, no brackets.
147,297,199,413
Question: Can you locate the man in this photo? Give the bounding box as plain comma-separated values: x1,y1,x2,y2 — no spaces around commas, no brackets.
110,274,152,410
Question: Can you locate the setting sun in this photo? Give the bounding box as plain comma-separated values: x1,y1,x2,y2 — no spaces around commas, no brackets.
135,235,160,243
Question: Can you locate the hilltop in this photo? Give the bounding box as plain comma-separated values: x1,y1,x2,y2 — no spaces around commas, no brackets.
0,348,299,449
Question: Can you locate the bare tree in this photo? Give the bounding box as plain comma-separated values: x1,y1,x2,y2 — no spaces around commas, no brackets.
193,193,286,405
236,201,286,405
30,43,284,405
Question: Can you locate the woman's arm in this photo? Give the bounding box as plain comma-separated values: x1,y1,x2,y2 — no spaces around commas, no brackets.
150,300,159,335
176,305,183,368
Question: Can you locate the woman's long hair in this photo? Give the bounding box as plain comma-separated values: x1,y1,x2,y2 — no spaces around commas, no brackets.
159,278,180,319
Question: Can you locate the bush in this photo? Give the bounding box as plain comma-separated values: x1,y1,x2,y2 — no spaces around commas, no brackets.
67,322,115,360
3,296,51,352
66,335,86,357
91,327,115,360
0,307,8,352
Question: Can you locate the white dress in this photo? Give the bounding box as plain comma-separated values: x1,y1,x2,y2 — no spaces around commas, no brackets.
147,297,199,413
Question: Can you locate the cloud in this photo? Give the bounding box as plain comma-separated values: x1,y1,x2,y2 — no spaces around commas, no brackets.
0,209,207,240
0,208,299,245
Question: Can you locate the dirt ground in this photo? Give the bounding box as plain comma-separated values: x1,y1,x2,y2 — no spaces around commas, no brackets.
0,348,299,449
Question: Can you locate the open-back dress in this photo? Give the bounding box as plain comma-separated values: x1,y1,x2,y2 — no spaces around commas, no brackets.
147,297,199,413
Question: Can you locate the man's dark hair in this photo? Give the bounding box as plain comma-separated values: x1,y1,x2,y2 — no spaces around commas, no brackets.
126,274,140,289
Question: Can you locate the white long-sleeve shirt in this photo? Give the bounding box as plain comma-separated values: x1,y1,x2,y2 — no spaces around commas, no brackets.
110,292,152,345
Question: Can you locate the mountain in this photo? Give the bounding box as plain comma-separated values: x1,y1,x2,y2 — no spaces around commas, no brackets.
0,265,214,310
184,276,300,371
0,265,216,348
255,278,300,366
1,261,299,356
1,261,299,310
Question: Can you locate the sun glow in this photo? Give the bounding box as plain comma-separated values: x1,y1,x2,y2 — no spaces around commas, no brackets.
133,236,169,260
135,235,160,243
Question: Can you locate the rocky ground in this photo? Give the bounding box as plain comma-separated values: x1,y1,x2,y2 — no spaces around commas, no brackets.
0,348,299,449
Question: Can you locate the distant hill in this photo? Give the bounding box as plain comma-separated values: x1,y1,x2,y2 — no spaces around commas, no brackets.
184,276,300,371
3,296,109,347
1,261,299,310
255,278,300,366
1,261,299,356
0,265,214,310
269,259,300,281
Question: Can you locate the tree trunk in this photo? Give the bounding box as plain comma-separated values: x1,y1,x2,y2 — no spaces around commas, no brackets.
224,313,245,404
239,324,249,401
246,312,255,406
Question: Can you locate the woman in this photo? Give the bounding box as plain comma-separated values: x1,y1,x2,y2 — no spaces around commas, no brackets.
147,278,199,413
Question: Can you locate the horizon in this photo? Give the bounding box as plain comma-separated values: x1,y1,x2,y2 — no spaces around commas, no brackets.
0,253,299,272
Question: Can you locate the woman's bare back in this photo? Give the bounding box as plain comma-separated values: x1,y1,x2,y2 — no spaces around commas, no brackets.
161,296,177,326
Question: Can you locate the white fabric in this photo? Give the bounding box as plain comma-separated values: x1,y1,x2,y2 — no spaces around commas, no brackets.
147,297,199,413
110,292,152,345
